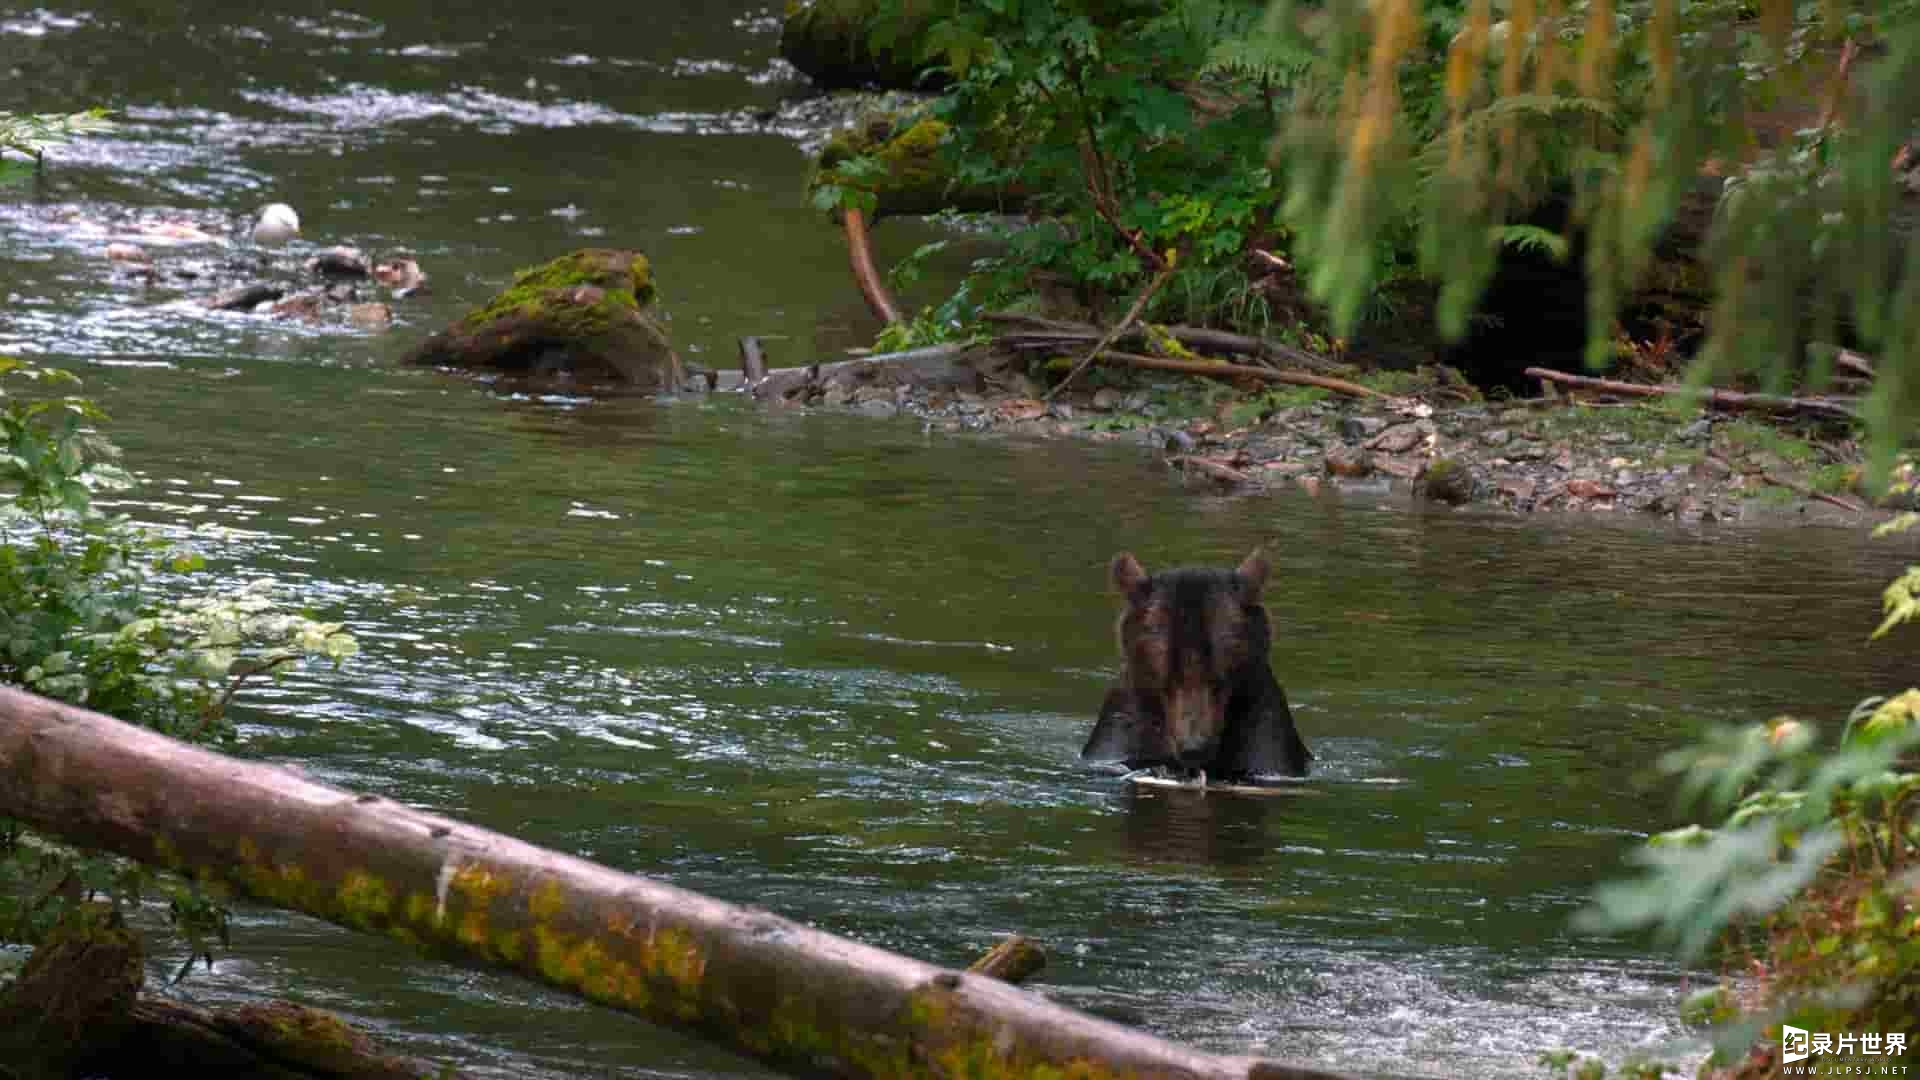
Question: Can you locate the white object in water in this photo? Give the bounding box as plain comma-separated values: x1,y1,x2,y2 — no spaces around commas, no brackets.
253,203,301,247
1126,772,1317,797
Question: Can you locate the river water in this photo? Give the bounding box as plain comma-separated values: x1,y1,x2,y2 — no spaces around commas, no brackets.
3,4,1916,1078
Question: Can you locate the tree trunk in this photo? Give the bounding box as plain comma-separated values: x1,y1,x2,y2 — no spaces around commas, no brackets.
0,687,1347,1080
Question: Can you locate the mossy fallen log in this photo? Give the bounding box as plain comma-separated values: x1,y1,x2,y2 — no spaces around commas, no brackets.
108,999,439,1080
781,0,945,91
811,108,1022,220
0,903,442,1079
0,905,143,1080
404,248,683,390
0,686,1351,1080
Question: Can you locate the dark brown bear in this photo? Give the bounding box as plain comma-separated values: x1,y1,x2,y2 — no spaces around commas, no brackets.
1080,549,1313,780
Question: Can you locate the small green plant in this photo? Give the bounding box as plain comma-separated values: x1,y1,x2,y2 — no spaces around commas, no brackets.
1718,418,1818,466
0,358,355,969
1225,385,1329,426
1086,413,1149,433
0,108,112,186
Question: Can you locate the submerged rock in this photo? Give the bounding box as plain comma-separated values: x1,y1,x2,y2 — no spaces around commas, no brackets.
308,246,370,279
404,249,682,390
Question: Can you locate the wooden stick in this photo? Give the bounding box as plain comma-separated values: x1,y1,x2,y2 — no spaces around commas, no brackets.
1103,351,1387,398
719,343,973,395
1707,449,1869,513
1766,471,1867,514
1170,455,1257,486
842,207,902,326
1044,265,1174,401
0,688,1348,1080
1834,349,1876,380
985,312,1329,369
1816,37,1860,134
1523,367,1857,421
738,336,768,385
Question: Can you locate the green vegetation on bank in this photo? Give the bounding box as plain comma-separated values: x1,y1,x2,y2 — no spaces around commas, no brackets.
831,0,1919,474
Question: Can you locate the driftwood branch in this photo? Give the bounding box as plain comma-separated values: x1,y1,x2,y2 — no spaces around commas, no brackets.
0,688,1346,1080
985,312,1329,370
1834,348,1876,380
1169,455,1258,486
1707,449,1869,514
1102,351,1387,399
1044,266,1174,401
738,337,769,386
727,343,974,398
1523,367,1858,421
842,208,903,326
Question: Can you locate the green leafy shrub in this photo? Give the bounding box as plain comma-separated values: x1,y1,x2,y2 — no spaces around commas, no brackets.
0,108,111,186
864,0,1328,338
1574,506,1920,1071
0,358,355,966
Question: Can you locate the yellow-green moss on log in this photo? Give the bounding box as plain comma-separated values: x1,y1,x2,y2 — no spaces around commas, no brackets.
0,685,1351,1080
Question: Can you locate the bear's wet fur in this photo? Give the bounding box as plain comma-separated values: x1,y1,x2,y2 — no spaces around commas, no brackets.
1081,550,1313,781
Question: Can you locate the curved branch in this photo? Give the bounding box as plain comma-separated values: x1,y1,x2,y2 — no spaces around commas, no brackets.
842,208,903,325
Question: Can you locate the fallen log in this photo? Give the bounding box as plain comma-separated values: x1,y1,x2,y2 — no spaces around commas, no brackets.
1706,449,1869,514
109,998,438,1079
1097,351,1387,399
0,905,143,1076
987,313,1332,371
843,207,903,326
719,343,976,398
1523,367,1859,421
1169,454,1258,486
0,687,1348,1080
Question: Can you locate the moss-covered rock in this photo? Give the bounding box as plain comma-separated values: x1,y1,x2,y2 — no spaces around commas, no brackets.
1418,456,1477,505
405,249,682,390
810,107,1022,219
781,0,946,91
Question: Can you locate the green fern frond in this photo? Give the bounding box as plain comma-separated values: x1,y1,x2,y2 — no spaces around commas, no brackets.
1493,223,1571,260
1202,36,1314,83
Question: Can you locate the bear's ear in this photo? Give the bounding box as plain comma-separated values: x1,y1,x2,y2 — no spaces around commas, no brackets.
1236,549,1270,600
1111,552,1150,598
